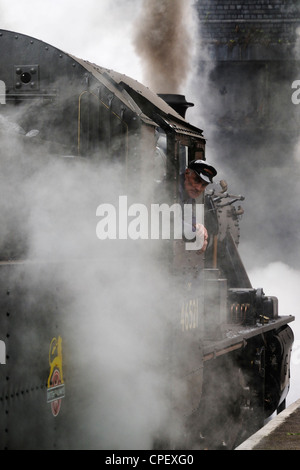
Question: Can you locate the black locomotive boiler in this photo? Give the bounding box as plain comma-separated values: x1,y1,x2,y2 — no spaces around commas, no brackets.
0,29,294,450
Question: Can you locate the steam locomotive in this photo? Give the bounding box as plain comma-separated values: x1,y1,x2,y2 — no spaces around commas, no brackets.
0,29,294,450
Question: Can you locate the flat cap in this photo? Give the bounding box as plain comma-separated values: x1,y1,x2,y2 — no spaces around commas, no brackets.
188,159,217,184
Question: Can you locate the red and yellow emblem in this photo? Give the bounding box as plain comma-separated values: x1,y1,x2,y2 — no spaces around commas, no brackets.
47,336,65,417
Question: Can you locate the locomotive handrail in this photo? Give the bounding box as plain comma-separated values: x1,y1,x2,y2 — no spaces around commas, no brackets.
207,180,245,205
215,197,245,208
211,191,245,203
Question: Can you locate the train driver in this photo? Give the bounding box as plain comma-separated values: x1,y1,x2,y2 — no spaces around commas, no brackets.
182,159,217,253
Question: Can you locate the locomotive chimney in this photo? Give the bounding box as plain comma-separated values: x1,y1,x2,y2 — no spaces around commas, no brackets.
158,93,194,118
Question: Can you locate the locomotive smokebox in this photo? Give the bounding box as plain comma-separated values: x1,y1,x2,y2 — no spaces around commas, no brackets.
158,93,194,118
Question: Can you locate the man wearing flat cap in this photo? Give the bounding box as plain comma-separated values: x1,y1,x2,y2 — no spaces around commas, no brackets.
182,159,217,253
184,160,217,198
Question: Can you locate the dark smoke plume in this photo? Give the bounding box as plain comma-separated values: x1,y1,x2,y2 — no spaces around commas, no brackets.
133,0,193,93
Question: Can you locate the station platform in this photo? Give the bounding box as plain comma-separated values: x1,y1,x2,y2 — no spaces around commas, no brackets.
235,398,300,450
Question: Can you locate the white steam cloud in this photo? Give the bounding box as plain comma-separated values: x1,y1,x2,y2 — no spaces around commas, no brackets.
0,124,186,449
